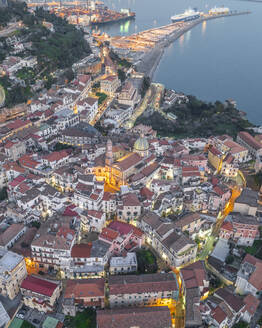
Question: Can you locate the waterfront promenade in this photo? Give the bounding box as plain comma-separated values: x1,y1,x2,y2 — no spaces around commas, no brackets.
102,10,251,78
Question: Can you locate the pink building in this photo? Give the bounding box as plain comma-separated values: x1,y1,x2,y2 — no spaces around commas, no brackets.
219,213,259,246
99,221,144,255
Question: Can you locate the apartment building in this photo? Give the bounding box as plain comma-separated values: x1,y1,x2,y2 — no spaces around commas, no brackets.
140,211,197,267
21,276,61,312
100,75,121,96
220,213,259,246
108,273,178,308
109,252,137,275
31,218,76,270
63,278,105,316
0,250,27,300
235,254,262,295
237,131,262,158
97,306,172,328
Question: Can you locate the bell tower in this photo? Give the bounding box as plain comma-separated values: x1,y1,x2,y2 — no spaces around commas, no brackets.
105,139,113,167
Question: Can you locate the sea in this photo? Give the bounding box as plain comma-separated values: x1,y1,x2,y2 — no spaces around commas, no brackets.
97,0,262,124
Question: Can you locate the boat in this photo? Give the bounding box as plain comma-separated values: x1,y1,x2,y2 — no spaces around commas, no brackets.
91,10,135,25
171,9,200,23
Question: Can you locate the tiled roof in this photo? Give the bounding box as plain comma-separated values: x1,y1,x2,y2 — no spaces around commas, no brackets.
209,146,222,156
212,306,227,324
0,223,24,247
97,306,172,328
221,221,234,232
215,288,244,313
114,153,142,171
21,276,59,297
243,294,259,315
238,131,262,151
122,193,141,207
109,273,177,295
64,278,104,299
174,212,201,228
180,261,207,291
43,150,69,162
100,227,119,242
71,243,91,258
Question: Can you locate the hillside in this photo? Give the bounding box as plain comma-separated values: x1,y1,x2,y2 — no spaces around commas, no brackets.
0,1,91,107
135,96,254,139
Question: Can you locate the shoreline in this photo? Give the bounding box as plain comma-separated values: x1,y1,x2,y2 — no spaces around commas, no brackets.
136,11,251,80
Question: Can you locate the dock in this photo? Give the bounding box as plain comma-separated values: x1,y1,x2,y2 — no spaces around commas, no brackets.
94,10,250,78
107,10,251,53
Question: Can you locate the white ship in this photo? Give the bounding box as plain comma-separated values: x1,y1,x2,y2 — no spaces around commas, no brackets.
171,9,200,23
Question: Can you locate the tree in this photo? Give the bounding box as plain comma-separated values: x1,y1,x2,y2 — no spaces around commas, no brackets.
0,187,7,201
232,321,249,328
117,69,126,83
140,76,150,97
225,255,234,264
259,226,262,239
31,221,41,229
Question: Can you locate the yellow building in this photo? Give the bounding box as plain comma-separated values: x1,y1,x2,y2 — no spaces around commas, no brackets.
208,146,224,171
0,250,27,300
93,136,151,190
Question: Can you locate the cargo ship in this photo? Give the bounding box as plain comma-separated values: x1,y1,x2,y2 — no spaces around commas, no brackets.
171,9,200,23
91,9,135,25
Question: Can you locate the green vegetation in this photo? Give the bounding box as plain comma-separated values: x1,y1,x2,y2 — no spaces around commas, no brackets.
0,75,32,107
244,240,262,257
21,321,35,328
16,67,36,84
54,142,74,151
117,68,126,83
109,49,131,68
95,92,107,105
257,316,262,325
0,2,91,107
32,8,91,70
254,172,262,187
209,276,222,290
64,309,96,328
135,96,253,138
225,254,234,264
0,187,8,201
136,249,158,274
232,321,249,328
140,76,150,98
31,221,41,229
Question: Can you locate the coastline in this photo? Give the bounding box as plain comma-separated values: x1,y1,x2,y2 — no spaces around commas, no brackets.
136,12,251,80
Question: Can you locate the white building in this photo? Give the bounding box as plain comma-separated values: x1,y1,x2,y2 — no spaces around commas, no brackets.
110,252,137,275
0,250,27,300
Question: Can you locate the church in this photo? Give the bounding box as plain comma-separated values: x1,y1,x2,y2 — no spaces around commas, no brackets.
92,134,152,190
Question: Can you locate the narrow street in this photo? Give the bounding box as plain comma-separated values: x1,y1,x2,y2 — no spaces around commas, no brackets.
125,86,152,128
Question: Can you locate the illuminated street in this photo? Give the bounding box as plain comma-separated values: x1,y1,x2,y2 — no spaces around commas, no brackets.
125,86,152,128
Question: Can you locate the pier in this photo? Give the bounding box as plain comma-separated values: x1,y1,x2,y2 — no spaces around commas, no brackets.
107,10,251,53
95,10,250,78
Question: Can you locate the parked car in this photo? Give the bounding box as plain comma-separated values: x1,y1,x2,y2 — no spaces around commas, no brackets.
16,314,24,319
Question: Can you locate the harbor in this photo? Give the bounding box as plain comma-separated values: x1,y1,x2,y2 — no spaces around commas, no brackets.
93,9,251,79
28,0,135,26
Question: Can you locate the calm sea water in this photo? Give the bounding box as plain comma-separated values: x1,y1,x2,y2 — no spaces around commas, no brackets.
98,0,262,124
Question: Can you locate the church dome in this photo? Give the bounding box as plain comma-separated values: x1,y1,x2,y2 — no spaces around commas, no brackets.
134,134,149,152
